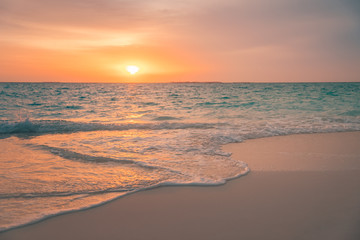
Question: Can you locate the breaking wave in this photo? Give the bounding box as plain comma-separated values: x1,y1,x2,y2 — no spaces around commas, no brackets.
0,119,214,136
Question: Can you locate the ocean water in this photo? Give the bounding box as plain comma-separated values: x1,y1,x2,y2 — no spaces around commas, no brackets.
0,82,359,231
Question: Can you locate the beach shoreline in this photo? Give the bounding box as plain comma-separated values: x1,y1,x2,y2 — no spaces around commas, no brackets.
1,131,360,240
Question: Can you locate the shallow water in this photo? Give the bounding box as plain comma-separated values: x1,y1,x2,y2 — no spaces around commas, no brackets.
0,82,359,231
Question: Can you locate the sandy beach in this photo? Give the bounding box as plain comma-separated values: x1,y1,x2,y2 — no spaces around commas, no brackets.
1,131,360,240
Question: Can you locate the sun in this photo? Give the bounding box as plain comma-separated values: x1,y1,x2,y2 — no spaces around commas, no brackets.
126,65,140,75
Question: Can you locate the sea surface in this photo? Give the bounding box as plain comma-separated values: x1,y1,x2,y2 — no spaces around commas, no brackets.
0,82,359,231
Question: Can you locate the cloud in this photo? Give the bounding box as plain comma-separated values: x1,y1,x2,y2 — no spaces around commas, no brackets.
0,0,186,31
177,0,359,50
167,0,360,81
0,0,359,82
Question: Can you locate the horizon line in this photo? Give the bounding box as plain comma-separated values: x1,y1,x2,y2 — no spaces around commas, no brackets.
0,81,359,84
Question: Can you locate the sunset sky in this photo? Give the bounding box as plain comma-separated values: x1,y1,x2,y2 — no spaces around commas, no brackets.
1,0,359,83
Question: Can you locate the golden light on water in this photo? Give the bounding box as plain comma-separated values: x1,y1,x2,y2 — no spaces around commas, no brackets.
126,65,140,75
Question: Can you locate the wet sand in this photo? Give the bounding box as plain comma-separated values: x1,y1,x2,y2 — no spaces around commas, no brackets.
1,132,360,240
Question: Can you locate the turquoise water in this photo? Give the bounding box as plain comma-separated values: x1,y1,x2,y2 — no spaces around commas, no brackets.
0,82,359,231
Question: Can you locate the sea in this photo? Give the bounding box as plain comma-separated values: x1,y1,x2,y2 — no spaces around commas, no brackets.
0,82,359,231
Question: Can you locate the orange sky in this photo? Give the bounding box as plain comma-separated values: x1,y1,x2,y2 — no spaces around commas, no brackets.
1,0,359,82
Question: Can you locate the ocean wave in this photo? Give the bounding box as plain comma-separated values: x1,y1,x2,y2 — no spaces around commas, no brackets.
0,188,131,200
0,119,214,136
28,144,190,177
30,144,140,165
152,116,180,121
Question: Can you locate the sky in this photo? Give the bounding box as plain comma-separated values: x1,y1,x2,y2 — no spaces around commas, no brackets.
0,0,359,83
